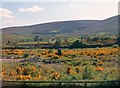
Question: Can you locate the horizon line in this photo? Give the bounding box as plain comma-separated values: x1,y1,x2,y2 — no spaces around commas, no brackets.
1,15,118,29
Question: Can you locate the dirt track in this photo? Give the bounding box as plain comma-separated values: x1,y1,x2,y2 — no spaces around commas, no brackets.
0,58,24,63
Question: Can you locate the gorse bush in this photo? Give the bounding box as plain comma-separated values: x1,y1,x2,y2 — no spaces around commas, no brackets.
1,47,118,81
22,53,29,58
82,66,92,80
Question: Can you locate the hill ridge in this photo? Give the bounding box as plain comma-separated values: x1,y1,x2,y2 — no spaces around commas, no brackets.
2,15,118,35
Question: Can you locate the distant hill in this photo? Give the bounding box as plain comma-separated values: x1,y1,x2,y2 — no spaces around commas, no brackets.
80,15,118,34
2,15,118,35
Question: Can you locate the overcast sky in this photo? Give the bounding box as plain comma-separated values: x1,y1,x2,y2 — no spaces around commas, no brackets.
0,0,119,28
